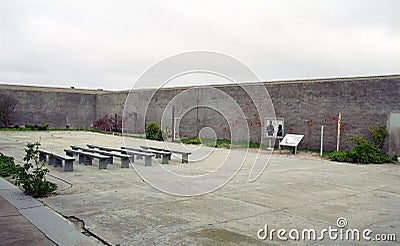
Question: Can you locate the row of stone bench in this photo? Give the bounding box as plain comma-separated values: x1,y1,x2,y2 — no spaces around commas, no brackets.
39,148,134,171
87,144,191,164
86,144,165,164
69,145,155,167
39,144,192,171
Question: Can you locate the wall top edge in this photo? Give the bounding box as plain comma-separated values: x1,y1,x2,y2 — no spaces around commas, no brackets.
0,84,110,94
1,74,399,94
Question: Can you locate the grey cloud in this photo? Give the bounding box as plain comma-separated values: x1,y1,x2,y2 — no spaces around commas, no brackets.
0,0,399,89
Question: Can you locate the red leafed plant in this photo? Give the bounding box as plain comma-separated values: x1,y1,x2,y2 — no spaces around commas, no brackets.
92,113,122,133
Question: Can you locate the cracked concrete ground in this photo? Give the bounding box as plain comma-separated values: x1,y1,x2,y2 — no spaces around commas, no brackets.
0,131,399,245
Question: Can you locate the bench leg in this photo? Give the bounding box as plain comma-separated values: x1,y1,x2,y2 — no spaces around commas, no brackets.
161,155,169,164
49,155,55,166
39,153,47,163
64,160,74,171
84,156,93,165
121,157,129,168
108,156,113,164
78,154,85,164
99,159,108,169
55,157,63,167
145,156,152,166
182,154,189,163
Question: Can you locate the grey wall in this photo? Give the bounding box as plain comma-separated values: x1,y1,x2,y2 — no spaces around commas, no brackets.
132,76,400,153
0,86,97,129
389,112,400,156
265,77,400,151
1,75,399,154
95,91,128,120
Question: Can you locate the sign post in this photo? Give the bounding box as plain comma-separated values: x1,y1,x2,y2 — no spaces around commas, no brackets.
171,105,175,141
320,125,324,157
337,112,341,151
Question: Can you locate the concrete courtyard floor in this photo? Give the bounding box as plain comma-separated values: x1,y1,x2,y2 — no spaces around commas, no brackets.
0,131,399,245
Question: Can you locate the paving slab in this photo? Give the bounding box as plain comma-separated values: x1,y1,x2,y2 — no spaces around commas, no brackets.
0,177,97,246
0,202,55,246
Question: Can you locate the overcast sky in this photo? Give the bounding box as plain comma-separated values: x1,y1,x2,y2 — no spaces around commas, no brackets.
0,0,399,90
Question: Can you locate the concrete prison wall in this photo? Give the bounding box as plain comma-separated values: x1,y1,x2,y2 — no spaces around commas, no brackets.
0,85,98,129
1,74,399,154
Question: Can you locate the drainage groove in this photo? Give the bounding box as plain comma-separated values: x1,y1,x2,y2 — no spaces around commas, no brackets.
66,215,112,246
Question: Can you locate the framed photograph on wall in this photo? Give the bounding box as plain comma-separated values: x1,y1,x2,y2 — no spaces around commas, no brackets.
265,117,285,138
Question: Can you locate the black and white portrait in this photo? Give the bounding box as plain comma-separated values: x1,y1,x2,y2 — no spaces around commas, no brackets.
265,118,284,138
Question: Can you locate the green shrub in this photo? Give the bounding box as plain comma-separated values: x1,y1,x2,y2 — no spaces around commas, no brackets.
329,151,348,162
38,122,49,131
25,124,33,130
214,139,231,148
248,141,260,148
347,136,391,164
330,133,392,164
368,125,388,149
24,123,49,131
180,138,233,148
0,153,18,177
217,141,231,149
145,122,163,141
14,142,57,197
180,137,201,145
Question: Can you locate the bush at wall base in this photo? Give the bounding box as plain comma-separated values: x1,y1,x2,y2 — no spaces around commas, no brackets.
145,122,163,141
329,137,392,164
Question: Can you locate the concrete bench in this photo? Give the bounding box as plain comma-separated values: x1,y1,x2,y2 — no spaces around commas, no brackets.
87,143,109,151
71,145,92,152
64,149,111,169
64,149,85,163
74,145,132,168
140,145,191,163
122,146,170,164
39,149,52,163
39,149,75,171
87,144,125,153
122,150,154,166
87,144,119,152
87,144,155,166
72,145,113,163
